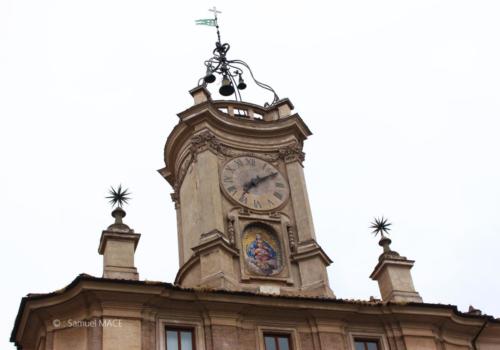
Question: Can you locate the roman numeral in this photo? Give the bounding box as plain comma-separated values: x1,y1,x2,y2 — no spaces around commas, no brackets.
273,191,283,200
245,158,256,166
227,186,237,194
254,200,262,209
235,159,243,167
238,193,247,204
223,176,233,183
226,166,235,173
275,182,285,188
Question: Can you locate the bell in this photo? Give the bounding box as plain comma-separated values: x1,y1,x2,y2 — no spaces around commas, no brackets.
237,74,247,90
203,69,216,84
219,76,235,96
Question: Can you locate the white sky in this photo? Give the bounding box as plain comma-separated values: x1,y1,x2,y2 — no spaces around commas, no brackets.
1,0,500,347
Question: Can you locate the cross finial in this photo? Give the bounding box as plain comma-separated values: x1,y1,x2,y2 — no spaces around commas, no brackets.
207,7,222,44
208,6,221,17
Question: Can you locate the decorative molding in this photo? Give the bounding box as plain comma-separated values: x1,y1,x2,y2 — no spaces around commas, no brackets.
190,130,222,159
227,215,236,246
269,212,281,218
235,208,283,219
239,207,251,216
278,143,305,164
199,229,225,242
292,239,333,266
219,147,281,162
287,224,297,253
191,230,240,258
189,130,282,162
170,153,194,207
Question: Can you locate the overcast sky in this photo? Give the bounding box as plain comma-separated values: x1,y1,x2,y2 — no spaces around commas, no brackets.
1,0,500,347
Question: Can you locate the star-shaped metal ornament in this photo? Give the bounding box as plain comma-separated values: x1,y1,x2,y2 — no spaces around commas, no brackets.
106,185,131,208
370,216,392,237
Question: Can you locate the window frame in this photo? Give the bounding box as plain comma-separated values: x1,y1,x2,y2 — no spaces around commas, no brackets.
354,338,381,350
349,331,387,350
158,318,204,350
165,326,196,350
263,332,293,350
258,325,299,350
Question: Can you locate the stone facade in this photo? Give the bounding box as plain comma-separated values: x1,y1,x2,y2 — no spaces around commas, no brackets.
10,89,500,349
10,275,500,350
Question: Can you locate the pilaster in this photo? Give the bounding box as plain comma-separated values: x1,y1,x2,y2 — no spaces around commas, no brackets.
283,151,317,242
178,145,226,265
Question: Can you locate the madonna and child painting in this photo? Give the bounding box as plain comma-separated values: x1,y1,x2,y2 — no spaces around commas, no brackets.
242,224,282,276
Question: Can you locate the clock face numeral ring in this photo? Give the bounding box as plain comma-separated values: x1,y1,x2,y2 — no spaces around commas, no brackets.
221,156,289,211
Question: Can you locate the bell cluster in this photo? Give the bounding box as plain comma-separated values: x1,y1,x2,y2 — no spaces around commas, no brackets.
203,67,247,97
198,40,278,104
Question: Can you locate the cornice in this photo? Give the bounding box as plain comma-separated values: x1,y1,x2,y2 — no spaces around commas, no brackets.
370,257,416,280
98,230,141,254
11,274,500,347
292,239,333,266
160,100,312,187
176,102,312,141
192,229,239,257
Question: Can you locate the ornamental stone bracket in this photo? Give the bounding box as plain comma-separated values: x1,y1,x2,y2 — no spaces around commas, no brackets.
189,130,222,161
278,143,305,164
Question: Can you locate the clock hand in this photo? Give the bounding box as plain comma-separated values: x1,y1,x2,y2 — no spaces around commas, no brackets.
259,172,277,183
243,175,260,193
243,172,277,193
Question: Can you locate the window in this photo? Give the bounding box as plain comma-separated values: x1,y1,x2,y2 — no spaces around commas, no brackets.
354,339,380,350
264,334,292,350
166,328,195,350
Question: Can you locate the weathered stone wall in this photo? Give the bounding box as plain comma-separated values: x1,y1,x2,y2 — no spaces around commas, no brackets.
12,279,500,350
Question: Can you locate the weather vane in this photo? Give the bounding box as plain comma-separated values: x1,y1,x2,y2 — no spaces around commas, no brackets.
370,216,392,238
106,185,131,208
195,7,279,105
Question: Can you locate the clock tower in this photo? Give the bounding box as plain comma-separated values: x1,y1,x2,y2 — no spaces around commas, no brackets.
159,86,334,297
158,10,333,297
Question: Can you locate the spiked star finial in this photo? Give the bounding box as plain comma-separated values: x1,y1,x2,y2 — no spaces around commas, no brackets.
106,185,131,208
370,216,392,238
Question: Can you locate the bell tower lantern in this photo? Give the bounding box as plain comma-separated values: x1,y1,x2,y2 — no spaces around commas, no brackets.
158,11,334,297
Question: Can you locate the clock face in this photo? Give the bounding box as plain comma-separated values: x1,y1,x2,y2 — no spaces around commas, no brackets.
221,156,289,211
